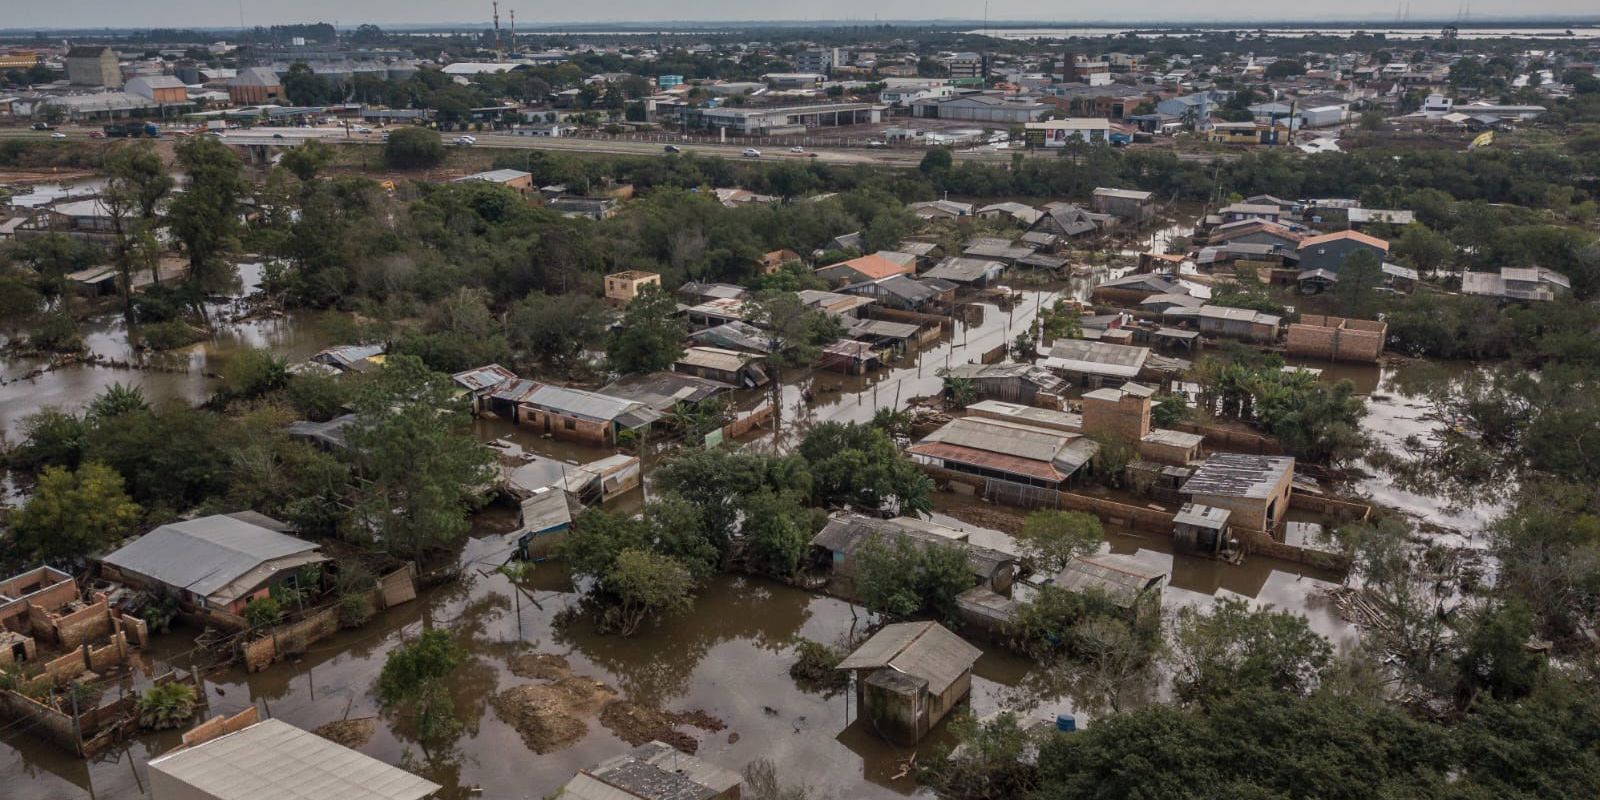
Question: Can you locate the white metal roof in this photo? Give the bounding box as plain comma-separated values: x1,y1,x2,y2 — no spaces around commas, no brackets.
148,718,440,800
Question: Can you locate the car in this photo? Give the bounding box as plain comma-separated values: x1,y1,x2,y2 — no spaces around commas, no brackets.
789,146,805,154
664,144,682,153
31,122,52,131
352,125,372,134
49,132,66,139
272,133,285,139
453,135,477,146
88,131,105,139
742,148,761,158
866,140,887,148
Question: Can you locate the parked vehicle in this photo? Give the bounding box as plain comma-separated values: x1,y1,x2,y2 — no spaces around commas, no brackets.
742,148,761,158
789,146,805,154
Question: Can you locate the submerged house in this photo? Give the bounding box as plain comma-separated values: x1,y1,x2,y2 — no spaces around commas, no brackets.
507,384,660,446
561,740,742,800
1045,554,1165,616
99,513,327,616
810,512,1019,595
836,621,982,746
1180,453,1295,534
908,415,1100,491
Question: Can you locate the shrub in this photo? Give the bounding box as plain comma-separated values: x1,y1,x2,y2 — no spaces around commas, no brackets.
789,638,849,690
243,596,284,628
383,127,445,170
137,682,197,730
137,319,203,351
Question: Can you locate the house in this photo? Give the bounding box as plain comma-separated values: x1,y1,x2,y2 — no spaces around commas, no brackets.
840,274,955,312
510,487,574,559
99,513,328,615
512,384,659,446
797,289,875,319
977,202,1043,227
818,339,883,375
1460,266,1570,303
228,66,282,105
811,512,1019,594
1046,554,1165,614
673,346,768,387
1079,383,1203,465
836,621,982,746
1172,503,1234,556
125,75,188,105
1091,273,1187,305
1284,315,1387,363
451,363,518,409
816,252,915,286
924,256,1006,287
1030,203,1109,239
686,298,752,330
690,320,774,354
825,231,866,253
1296,230,1389,273
1042,339,1150,387
908,199,975,220
1207,219,1304,250
310,343,386,373
1180,453,1295,534
148,717,440,800
908,415,1100,490
560,740,742,800
963,237,1037,264
65,46,121,87
676,281,747,305
758,248,802,273
1218,203,1284,224
1091,188,1156,223
603,270,661,308
846,317,924,352
453,168,534,196
941,363,1069,407
1197,305,1282,344
600,371,732,417
1347,208,1415,227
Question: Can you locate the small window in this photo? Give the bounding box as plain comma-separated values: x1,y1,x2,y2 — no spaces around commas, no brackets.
564,419,576,431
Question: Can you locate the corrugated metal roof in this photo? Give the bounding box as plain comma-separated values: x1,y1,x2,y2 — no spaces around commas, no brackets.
925,257,1004,283
811,512,1015,579
674,347,754,373
102,515,323,605
148,719,439,800
1181,453,1294,500
1174,502,1231,529
836,621,981,695
451,364,517,393
573,740,740,800
1044,340,1149,379
524,384,651,423
1050,555,1165,608
519,488,573,535
918,417,1072,464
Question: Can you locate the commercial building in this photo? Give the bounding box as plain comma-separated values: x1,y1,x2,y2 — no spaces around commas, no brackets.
1024,118,1112,146
227,67,283,105
694,101,882,135
794,47,835,75
125,75,189,105
915,94,1049,124
65,46,121,87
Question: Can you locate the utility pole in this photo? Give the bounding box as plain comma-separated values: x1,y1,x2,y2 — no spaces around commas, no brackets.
508,10,516,58
492,2,503,62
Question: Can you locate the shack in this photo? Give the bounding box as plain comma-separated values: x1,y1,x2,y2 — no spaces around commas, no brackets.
1197,305,1281,344
940,363,1069,407
1042,339,1150,388
836,621,982,746
924,256,1006,287
513,384,660,446
1173,503,1234,555
673,346,769,387
1046,554,1166,615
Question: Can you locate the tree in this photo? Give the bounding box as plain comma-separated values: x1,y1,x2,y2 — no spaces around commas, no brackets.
1331,247,1385,317
797,422,933,516
1393,223,1453,273
383,126,446,170
739,489,813,576
376,629,465,745
602,549,695,636
343,355,497,561
1014,510,1103,574
10,461,141,563
101,142,172,325
281,62,329,106
1171,597,1333,705
607,284,686,374
924,712,1046,800
1151,394,1189,427
167,136,246,306
1264,59,1306,78
0,275,42,338
919,147,953,174
279,139,333,182
508,291,610,369
853,534,972,622
1455,598,1543,702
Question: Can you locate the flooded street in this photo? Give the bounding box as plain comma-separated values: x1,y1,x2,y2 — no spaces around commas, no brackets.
0,250,1490,799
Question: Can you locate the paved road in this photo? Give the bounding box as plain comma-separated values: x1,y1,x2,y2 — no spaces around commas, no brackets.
1,125,1238,167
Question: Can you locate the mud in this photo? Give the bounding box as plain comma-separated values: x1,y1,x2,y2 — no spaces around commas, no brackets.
507,652,574,681
491,674,618,754
599,701,726,754
313,717,376,749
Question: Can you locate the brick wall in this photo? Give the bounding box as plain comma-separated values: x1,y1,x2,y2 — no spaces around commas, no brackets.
1138,438,1199,465
1082,393,1151,442
53,599,112,650
240,607,340,672
1286,315,1386,363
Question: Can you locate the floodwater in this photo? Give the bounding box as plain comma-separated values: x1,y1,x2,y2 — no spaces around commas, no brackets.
0,244,1487,798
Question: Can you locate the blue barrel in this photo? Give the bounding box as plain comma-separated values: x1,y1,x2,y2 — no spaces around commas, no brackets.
1056,714,1077,733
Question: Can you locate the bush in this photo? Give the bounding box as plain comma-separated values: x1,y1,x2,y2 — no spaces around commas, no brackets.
383,127,445,170
338,592,374,628
137,682,197,729
243,596,284,628
789,638,849,691
30,311,83,352
136,319,203,351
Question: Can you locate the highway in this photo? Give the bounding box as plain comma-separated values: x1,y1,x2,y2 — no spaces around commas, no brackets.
1,124,1236,168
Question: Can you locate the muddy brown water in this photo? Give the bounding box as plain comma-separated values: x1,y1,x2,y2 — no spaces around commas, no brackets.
0,263,1495,798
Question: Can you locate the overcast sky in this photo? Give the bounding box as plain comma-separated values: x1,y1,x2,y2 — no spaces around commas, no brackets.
4,1,1597,30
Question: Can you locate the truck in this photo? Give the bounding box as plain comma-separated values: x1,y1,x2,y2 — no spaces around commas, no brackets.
101,122,161,138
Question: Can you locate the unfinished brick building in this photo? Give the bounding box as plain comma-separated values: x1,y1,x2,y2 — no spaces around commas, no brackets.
1285,315,1387,363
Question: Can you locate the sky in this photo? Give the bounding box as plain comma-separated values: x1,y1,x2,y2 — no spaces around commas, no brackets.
3,0,1598,30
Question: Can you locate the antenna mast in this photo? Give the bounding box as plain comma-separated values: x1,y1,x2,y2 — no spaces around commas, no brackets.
493,2,503,62
509,9,516,57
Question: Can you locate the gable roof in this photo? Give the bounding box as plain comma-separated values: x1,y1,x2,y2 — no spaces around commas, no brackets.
102,514,324,606
148,719,440,800
819,253,912,281
1297,229,1390,252
836,621,982,695
1044,339,1150,379
1181,453,1295,499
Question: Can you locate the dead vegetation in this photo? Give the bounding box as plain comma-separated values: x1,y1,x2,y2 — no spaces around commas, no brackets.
313,717,376,749
599,701,726,754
